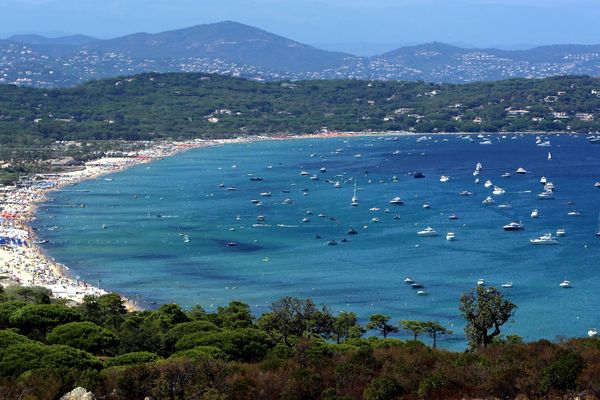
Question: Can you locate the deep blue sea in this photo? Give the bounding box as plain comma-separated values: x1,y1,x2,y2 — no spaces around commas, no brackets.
33,134,600,349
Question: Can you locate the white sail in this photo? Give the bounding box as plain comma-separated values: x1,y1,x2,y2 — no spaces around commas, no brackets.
351,179,358,206
548,151,552,161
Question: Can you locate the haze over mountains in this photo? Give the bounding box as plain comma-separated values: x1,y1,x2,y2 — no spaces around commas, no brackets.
1,21,600,88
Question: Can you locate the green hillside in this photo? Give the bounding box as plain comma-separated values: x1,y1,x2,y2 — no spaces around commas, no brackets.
1,73,599,148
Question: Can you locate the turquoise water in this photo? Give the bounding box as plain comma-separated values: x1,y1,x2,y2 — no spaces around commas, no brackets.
34,134,600,348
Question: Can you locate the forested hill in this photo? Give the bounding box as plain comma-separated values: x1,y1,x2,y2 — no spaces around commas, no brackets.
1,73,600,145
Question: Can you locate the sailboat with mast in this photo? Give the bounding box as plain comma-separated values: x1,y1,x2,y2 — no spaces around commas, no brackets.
548,151,552,161
596,213,600,237
351,179,358,206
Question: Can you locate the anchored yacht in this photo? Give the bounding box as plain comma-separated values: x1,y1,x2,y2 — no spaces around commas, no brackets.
530,233,558,245
417,227,438,237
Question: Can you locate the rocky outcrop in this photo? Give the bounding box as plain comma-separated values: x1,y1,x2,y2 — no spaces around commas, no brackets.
60,387,95,400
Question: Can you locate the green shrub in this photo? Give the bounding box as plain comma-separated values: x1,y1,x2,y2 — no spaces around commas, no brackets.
0,301,27,329
540,351,585,393
0,329,33,348
47,321,118,354
0,341,48,376
363,376,403,400
170,346,227,361
162,320,220,354
175,328,273,361
9,304,81,335
106,351,161,367
0,342,101,377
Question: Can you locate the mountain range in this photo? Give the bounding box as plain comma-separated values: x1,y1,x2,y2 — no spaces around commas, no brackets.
1,21,600,88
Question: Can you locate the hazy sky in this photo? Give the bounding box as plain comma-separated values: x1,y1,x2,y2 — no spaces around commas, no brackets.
1,0,599,48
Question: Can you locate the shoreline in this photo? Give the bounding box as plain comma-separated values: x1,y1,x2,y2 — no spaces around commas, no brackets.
0,130,565,309
0,137,254,309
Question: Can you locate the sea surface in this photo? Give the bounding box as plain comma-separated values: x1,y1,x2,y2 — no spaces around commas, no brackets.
34,134,600,348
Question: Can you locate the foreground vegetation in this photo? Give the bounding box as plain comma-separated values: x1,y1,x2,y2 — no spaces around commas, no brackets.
0,284,599,399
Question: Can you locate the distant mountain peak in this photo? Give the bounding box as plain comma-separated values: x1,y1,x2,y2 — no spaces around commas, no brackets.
81,21,350,73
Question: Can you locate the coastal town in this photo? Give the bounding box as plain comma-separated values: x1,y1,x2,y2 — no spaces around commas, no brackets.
2,37,600,88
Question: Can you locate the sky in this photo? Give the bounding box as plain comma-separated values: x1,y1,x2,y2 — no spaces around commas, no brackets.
1,0,599,51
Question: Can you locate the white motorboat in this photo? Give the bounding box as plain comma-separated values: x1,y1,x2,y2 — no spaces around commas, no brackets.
544,182,555,190
417,227,438,236
530,233,558,245
568,211,581,216
588,328,598,338
540,176,547,184
556,228,566,237
477,278,485,286
404,277,414,284
538,190,555,199
595,182,600,188
498,203,512,209
300,171,310,176
531,209,539,218
484,180,493,188
501,172,512,178
389,196,404,205
503,221,524,230
446,232,455,241
371,217,379,223
492,186,505,195
417,290,429,296
460,190,472,196
334,181,342,188
320,167,327,173
482,196,495,205
516,167,527,174
440,175,450,183
560,280,572,288
422,203,431,209
501,282,513,288
260,192,272,197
